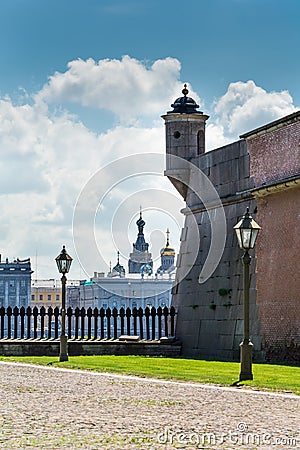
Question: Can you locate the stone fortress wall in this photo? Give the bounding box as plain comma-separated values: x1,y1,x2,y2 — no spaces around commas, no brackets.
163,87,300,362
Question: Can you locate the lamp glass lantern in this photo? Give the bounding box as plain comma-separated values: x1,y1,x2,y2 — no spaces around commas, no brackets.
55,245,73,274
234,208,261,250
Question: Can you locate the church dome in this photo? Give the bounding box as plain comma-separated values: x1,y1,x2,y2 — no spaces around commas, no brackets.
136,215,145,229
111,251,125,277
160,229,175,256
160,244,175,256
170,84,201,114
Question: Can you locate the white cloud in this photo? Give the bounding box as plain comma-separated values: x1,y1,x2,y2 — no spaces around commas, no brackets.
36,55,201,124
213,80,297,136
0,89,173,278
0,59,298,279
206,123,231,151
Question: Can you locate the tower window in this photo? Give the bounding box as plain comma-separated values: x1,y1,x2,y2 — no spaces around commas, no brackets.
197,130,205,154
173,131,181,139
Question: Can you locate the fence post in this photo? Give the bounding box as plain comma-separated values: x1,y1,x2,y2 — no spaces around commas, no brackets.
112,308,118,340
33,306,39,339
53,307,60,339
126,307,131,336
151,307,156,340
0,306,5,339
132,307,138,336
120,307,125,336
157,306,162,339
94,307,99,340
47,306,53,339
40,306,46,339
106,307,111,339
87,307,93,340
80,307,86,340
100,307,105,340
138,307,143,339
20,306,25,339
13,306,19,339
67,307,73,339
7,306,12,339
145,307,150,340
163,306,169,337
26,306,32,339
170,306,176,336
74,307,80,339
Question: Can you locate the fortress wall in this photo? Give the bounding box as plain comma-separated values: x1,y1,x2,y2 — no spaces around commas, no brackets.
172,140,263,360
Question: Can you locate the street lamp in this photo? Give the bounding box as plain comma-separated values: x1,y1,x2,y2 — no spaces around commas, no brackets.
234,208,261,381
55,245,73,362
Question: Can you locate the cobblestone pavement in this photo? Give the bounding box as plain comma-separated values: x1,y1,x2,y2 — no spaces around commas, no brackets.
0,362,299,449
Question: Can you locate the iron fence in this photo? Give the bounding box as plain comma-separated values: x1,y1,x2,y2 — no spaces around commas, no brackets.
0,305,176,341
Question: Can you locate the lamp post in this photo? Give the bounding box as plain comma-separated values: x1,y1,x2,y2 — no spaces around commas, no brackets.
234,208,261,381
55,245,73,362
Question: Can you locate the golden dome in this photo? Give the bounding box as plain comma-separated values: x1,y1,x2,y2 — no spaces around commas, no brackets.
160,229,175,256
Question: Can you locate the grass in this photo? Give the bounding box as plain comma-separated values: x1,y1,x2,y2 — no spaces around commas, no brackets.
0,355,299,395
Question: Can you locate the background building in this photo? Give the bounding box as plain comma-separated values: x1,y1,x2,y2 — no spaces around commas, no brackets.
67,274,173,311
31,279,80,308
0,257,32,308
68,229,176,310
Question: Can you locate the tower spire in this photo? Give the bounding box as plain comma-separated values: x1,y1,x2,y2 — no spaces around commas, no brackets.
166,228,170,247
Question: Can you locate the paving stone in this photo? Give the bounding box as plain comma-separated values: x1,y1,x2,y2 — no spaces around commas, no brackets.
1,361,298,449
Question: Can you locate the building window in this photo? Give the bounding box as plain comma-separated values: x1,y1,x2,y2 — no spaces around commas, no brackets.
39,294,43,301
31,294,35,301
21,280,26,288
48,294,51,301
9,280,15,288
56,294,60,301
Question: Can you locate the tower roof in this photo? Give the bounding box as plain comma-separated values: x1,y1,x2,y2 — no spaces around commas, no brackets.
160,229,175,256
136,207,145,232
170,84,201,114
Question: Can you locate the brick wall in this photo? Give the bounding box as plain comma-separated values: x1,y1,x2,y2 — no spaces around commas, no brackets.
248,118,300,185
246,115,300,356
255,188,300,351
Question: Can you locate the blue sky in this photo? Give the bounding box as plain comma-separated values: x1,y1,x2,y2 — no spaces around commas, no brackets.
0,0,299,278
2,0,300,106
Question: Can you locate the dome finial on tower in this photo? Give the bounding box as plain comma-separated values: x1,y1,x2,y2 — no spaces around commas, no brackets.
182,84,189,96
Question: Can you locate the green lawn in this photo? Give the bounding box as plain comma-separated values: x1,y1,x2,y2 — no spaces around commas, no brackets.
0,355,299,395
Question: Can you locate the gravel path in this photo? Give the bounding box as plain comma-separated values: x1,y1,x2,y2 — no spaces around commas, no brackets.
0,362,299,449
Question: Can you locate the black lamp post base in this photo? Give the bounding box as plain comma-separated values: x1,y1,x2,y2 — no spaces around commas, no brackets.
239,340,253,381
59,334,68,362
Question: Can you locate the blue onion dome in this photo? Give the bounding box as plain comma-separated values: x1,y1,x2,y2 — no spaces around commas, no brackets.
136,215,145,228
170,84,201,114
136,208,145,234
